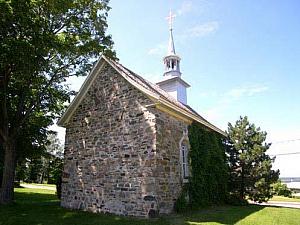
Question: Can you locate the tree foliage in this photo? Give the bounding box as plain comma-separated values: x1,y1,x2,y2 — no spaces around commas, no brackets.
226,116,279,203
0,0,115,203
272,180,292,197
15,133,63,185
188,122,228,207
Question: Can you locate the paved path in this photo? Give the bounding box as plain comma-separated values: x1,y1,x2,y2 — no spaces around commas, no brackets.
20,183,56,191
258,201,300,209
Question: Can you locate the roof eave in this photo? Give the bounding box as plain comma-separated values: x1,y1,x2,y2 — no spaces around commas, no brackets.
57,57,106,127
157,97,226,136
57,56,226,137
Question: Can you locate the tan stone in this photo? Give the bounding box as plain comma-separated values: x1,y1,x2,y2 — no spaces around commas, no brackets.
61,62,187,217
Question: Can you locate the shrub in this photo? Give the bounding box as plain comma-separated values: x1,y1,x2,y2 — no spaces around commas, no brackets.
272,181,292,197
225,193,248,206
174,185,189,213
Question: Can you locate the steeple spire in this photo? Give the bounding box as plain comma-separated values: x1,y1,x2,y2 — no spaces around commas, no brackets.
156,10,190,105
163,10,181,77
166,10,176,55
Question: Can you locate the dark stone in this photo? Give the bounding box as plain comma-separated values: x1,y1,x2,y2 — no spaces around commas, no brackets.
144,195,156,201
128,188,137,192
63,172,70,178
125,205,133,211
79,202,85,210
148,209,157,218
136,112,144,117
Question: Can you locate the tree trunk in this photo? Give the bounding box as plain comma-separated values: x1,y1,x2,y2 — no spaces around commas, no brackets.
0,140,16,204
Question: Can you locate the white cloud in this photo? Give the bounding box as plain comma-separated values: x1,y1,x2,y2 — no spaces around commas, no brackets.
195,84,269,129
177,1,193,16
199,84,269,106
202,107,223,123
226,85,269,99
184,21,219,38
147,43,166,56
196,90,218,98
144,72,162,83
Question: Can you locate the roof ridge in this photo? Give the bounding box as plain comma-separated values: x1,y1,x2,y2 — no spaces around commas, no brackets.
59,56,225,135
109,59,200,117
109,60,224,133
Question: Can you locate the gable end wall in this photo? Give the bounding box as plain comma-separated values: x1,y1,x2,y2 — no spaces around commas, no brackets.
61,62,189,217
61,63,159,217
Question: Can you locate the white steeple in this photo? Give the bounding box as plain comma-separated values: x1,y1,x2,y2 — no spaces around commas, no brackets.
167,10,176,55
163,10,181,77
156,10,190,104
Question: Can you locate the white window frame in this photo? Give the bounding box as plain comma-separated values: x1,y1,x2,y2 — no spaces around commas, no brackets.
180,143,189,181
179,129,189,183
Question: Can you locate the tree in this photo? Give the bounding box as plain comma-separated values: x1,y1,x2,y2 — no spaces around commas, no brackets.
12,116,52,183
226,116,279,203
15,133,63,185
0,0,115,204
43,133,64,185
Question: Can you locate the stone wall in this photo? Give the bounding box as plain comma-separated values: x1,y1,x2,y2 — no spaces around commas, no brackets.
153,110,188,214
61,62,189,217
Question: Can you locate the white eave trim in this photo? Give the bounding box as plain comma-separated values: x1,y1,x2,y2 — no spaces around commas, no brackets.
57,57,106,127
157,97,226,136
156,76,190,88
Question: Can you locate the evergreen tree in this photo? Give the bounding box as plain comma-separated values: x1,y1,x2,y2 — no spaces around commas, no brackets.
226,116,279,203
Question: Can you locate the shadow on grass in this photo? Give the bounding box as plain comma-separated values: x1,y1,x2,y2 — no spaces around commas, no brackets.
172,205,265,225
0,190,168,225
0,189,272,225
14,191,59,205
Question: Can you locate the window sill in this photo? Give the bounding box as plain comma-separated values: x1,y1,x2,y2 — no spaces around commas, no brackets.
182,178,189,183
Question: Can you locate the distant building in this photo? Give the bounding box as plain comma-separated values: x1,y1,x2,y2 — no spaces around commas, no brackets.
280,177,300,192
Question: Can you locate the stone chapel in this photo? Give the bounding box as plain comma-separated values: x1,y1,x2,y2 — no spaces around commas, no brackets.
58,12,225,217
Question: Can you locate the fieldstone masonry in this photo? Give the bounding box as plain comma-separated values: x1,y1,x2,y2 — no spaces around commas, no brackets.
61,62,188,217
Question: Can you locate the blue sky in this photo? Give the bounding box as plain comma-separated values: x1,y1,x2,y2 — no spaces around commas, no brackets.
55,0,300,177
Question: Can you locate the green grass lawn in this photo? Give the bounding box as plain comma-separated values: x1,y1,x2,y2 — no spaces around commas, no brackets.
269,195,300,203
0,185,300,225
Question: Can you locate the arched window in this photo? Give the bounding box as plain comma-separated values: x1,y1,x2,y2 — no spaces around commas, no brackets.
171,60,175,69
180,142,189,180
179,129,189,182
